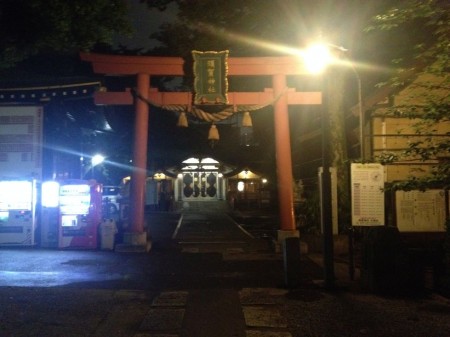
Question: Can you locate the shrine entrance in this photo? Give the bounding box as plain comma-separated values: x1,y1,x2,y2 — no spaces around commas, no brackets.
80,52,322,250
177,157,224,201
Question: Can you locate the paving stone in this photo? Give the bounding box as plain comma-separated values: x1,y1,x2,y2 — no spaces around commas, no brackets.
239,288,288,305
152,291,189,307
243,306,287,328
226,247,245,254
180,247,199,253
246,331,292,337
139,308,185,331
223,253,282,261
114,290,152,300
133,332,179,337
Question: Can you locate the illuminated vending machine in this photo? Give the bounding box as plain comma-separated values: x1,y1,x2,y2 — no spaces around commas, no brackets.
0,179,37,246
58,180,102,249
40,181,60,248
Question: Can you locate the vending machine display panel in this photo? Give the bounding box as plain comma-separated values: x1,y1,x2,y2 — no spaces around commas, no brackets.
40,181,60,248
0,181,33,211
59,184,91,215
0,180,36,246
58,180,102,249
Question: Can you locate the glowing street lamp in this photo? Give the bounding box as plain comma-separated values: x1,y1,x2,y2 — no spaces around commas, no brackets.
90,154,105,181
302,42,340,289
91,154,105,167
301,42,363,289
302,42,364,159
302,44,333,74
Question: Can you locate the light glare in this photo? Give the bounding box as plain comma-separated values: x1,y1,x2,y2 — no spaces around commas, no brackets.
92,154,105,167
237,181,245,192
42,181,60,207
303,44,332,74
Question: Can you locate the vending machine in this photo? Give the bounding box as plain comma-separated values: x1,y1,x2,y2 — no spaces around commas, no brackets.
57,180,102,249
0,179,37,246
40,181,60,248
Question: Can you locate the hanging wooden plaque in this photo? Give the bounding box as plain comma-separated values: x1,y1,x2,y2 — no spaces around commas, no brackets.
192,50,229,105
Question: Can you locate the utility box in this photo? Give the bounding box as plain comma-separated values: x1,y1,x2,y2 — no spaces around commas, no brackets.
100,219,117,250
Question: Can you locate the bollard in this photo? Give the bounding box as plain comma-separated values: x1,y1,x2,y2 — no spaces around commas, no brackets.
283,237,301,288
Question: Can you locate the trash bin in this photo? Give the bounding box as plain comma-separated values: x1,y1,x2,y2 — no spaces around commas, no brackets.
100,219,117,250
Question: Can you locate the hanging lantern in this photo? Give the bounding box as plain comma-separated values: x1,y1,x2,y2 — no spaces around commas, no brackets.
177,111,188,127
242,111,253,127
208,124,220,141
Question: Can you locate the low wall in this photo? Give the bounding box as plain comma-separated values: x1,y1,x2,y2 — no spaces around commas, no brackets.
301,234,349,255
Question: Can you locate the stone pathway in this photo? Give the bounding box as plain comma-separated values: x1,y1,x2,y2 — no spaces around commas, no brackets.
135,288,292,337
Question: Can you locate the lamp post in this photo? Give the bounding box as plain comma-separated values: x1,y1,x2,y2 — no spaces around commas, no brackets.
303,43,335,288
92,154,105,167
321,77,336,289
304,43,364,159
91,154,105,180
351,64,364,160
303,42,362,289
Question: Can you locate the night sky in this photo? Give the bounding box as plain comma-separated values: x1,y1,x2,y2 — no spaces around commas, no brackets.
0,1,412,185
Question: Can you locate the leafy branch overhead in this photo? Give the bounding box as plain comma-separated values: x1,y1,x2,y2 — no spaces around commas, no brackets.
0,0,132,69
368,0,450,191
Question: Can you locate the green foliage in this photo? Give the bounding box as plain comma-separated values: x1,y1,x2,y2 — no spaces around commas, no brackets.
0,0,132,69
296,191,321,234
144,0,302,58
369,0,450,192
142,0,391,61
366,0,449,74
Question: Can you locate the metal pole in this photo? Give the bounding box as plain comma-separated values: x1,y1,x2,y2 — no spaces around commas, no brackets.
326,44,364,160
321,73,335,289
350,64,363,160
349,62,362,279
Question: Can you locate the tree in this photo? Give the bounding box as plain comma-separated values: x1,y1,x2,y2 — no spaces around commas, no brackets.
367,0,449,296
366,0,449,191
143,0,394,58
0,0,131,69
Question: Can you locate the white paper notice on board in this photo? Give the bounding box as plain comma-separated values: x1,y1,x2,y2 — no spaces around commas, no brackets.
395,190,446,232
351,163,385,226
0,106,43,180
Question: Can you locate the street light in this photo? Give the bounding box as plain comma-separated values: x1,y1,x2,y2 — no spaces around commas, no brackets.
304,43,364,159
92,154,105,167
303,44,332,74
351,64,364,160
302,42,364,288
91,154,105,180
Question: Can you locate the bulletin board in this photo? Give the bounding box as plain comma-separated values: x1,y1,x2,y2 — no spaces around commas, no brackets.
395,189,447,232
351,163,385,226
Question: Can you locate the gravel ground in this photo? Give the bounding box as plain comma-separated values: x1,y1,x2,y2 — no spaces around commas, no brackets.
283,285,450,337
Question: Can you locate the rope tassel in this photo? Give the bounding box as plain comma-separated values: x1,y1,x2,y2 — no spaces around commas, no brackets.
242,111,253,127
208,124,219,141
177,111,188,127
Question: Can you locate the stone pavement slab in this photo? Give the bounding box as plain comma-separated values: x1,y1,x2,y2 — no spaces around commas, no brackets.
243,306,288,328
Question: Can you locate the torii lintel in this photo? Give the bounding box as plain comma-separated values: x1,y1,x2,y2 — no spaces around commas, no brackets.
80,52,318,76
93,88,321,106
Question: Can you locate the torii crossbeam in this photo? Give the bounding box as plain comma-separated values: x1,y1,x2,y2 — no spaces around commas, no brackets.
80,52,322,250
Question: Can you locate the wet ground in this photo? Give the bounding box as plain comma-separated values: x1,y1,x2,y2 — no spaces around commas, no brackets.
1,210,450,337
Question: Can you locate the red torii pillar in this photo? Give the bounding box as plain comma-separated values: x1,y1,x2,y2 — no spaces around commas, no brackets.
273,74,295,238
80,52,322,250
130,73,149,248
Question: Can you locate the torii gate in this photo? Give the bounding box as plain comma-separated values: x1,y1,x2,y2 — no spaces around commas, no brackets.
80,52,322,249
